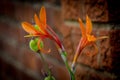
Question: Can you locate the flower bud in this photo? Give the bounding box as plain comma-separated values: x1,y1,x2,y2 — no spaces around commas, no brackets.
44,76,55,80
29,38,44,52
29,38,39,52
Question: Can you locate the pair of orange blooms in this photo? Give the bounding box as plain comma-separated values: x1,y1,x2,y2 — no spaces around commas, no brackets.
21,6,107,67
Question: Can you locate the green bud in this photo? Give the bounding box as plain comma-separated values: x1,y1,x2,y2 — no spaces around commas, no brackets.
44,76,55,80
29,38,39,52
29,38,44,52
34,25,39,31
40,40,44,48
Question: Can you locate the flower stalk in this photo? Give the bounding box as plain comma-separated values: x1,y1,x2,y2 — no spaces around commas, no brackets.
37,51,51,77
56,45,75,80
47,24,75,80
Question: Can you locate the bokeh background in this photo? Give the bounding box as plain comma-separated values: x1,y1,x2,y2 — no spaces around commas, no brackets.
0,0,120,80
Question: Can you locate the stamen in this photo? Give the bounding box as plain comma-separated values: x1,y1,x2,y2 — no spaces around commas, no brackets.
97,36,108,40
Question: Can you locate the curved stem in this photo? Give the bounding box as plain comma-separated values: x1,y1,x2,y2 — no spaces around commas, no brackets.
57,45,75,80
37,51,51,77
47,25,75,80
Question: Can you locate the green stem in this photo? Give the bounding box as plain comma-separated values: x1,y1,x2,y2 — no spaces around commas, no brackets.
58,47,75,80
37,52,51,77
47,25,75,79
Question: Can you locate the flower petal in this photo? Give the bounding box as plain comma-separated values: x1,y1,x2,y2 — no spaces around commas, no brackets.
21,22,38,34
39,6,46,27
86,15,92,34
37,38,51,53
34,14,46,34
78,18,86,37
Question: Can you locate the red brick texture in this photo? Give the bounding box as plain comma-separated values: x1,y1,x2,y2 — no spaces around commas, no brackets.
0,0,120,80
61,0,108,22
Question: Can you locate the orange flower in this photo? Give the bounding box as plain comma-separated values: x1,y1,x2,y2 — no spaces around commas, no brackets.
72,16,108,66
21,6,62,52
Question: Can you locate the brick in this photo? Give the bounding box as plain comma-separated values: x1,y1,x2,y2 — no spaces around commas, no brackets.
0,2,35,22
46,5,63,34
84,0,108,22
46,0,61,5
20,49,39,72
0,57,42,80
59,24,72,37
75,65,116,80
43,39,63,63
61,0,120,22
61,0,82,21
0,19,23,43
0,1,15,18
4,41,18,56
109,29,120,76
107,0,120,22
14,3,35,22
71,27,81,51
63,36,74,60
61,0,109,22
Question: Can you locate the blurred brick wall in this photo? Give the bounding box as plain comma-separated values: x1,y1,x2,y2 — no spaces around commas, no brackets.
0,0,120,80
0,0,69,80
60,0,120,80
